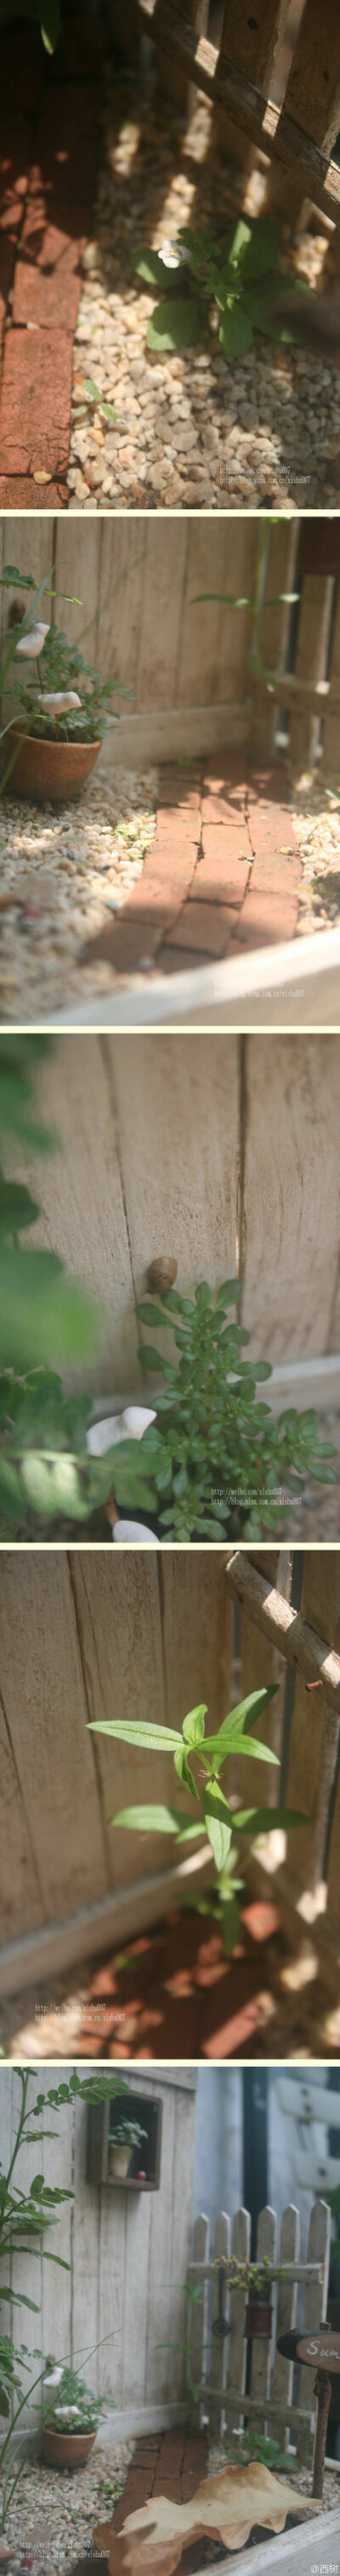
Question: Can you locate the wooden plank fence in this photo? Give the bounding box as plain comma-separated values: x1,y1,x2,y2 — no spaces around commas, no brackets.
188,2198,331,2464
113,0,340,233
8,1032,340,1398
1,1550,340,1995
2,518,340,773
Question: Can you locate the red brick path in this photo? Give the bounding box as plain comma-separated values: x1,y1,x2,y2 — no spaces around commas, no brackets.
81,757,303,975
93,2430,209,2576
73,1898,283,2061
0,18,101,505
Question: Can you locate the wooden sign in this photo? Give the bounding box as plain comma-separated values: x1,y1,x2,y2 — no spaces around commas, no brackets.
297,2332,340,2373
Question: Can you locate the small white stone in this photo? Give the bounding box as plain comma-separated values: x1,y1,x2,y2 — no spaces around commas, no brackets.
112,1520,159,1545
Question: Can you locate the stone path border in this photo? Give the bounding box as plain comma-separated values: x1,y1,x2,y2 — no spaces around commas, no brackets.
81,756,303,976
0,17,101,506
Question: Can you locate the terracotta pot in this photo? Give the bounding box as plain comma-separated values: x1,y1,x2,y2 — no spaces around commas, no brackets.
1,726,101,803
245,2296,272,2338
41,2424,96,2466
109,2143,131,2181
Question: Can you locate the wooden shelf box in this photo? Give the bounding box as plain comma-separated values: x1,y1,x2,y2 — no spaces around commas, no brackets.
86,2089,162,2191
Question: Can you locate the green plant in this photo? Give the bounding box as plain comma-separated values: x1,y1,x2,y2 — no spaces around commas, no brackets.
133,219,312,358
89,1699,309,1957
0,0,60,48
82,379,116,430
110,2119,147,2149
0,561,134,765
0,2069,128,2525
42,2362,106,2433
226,2430,299,2472
111,1275,337,1541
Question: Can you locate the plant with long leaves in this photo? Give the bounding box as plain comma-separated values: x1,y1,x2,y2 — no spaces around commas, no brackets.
89,1699,309,1957
133,219,312,358
0,2068,128,2526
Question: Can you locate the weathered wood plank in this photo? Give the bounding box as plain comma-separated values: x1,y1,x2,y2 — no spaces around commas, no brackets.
286,1556,340,1893
189,2213,210,2426
177,520,258,715
162,1555,233,1741
250,2205,276,2433
288,578,334,769
106,1034,240,1350
219,0,291,91
0,1673,43,1944
241,1037,340,1361
225,2203,251,2432
271,2203,300,2449
69,1553,178,1887
0,1555,109,1926
298,2202,331,2466
210,2210,230,2433
235,1550,292,1811
10,1034,137,1394
322,580,340,773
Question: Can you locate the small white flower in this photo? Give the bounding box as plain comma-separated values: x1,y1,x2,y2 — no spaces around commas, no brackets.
54,2405,82,2420
15,622,50,658
37,691,82,714
159,239,190,269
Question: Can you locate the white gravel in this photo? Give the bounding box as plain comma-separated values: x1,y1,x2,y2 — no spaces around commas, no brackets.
0,765,156,1021
65,69,340,514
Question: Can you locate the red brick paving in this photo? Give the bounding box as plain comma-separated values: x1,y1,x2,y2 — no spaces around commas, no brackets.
92,2429,208,2576
81,760,303,978
74,1898,283,2061
0,35,100,503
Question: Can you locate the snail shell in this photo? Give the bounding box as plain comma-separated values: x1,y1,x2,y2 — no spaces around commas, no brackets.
146,1257,178,1296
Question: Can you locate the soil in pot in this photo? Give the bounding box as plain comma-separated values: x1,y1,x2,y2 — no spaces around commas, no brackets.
41,2425,96,2467
1,728,102,802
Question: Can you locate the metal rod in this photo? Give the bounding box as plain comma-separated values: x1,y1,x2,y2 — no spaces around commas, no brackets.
313,2373,332,2499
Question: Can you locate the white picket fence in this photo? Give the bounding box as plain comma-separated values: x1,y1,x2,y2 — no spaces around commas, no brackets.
188,2200,331,2464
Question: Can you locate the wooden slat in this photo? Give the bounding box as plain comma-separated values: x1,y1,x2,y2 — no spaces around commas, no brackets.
145,2081,178,2404
41,2083,73,2375
0,1674,43,1943
156,0,209,111
69,1554,173,1887
298,2201,331,2466
162,2084,201,2404
218,0,291,91
162,1555,233,1737
10,1035,137,1396
271,2203,300,2449
288,577,334,769
106,1032,240,1373
189,2213,210,2426
0,1555,109,1936
241,1036,340,1361
251,520,298,763
286,1556,340,1894
210,2210,230,2433
225,2204,251,2432
269,0,340,221
138,3,340,229
136,522,188,712
176,519,258,714
250,2205,277,2434
322,579,340,773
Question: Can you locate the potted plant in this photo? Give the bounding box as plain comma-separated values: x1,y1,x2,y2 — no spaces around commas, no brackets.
41,2364,106,2468
1,610,132,805
108,2118,147,2184
244,2262,274,2340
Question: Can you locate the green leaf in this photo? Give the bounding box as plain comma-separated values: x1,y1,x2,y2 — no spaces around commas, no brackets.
133,249,167,286
222,1734,280,1765
40,0,60,48
231,219,280,279
146,297,202,352
136,1302,170,1328
182,1706,207,1746
0,566,37,592
0,1248,98,1370
111,1803,201,1836
138,1343,167,1371
203,1783,233,1873
83,380,101,402
235,1806,309,1833
0,1183,39,1237
173,1744,198,1797
205,1689,278,1766
219,305,253,356
88,1719,182,1751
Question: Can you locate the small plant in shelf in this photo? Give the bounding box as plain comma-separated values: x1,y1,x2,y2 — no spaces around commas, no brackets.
109,2118,147,2183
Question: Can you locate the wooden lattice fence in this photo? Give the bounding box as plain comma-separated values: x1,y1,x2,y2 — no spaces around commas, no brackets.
188,2197,331,2464
110,0,340,234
